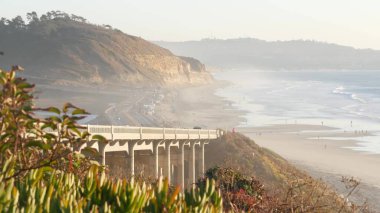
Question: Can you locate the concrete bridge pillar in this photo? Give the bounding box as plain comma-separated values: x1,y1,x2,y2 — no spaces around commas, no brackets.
179,141,185,189
190,141,196,187
165,141,171,184
200,141,205,176
128,141,136,176
153,141,160,179
98,142,107,165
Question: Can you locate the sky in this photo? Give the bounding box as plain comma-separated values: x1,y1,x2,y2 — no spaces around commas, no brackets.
2,0,380,49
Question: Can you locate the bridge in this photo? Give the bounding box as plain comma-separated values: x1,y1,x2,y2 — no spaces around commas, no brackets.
75,125,223,188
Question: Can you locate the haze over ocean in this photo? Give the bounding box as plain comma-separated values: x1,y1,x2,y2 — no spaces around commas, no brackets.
214,70,380,154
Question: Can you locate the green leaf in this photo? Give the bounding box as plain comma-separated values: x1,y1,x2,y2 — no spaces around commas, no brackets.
41,123,57,130
81,147,100,157
17,82,34,89
39,166,53,175
71,115,86,121
42,133,57,140
68,126,81,136
26,141,49,150
91,135,107,143
0,142,13,153
47,107,60,115
0,133,12,141
63,103,76,113
0,71,6,83
9,70,16,79
47,116,62,123
81,131,91,139
72,108,88,115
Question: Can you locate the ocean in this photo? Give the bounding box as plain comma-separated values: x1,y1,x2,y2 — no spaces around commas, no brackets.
213,70,380,154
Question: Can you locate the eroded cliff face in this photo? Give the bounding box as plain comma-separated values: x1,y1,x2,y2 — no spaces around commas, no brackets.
129,54,211,85
0,18,212,87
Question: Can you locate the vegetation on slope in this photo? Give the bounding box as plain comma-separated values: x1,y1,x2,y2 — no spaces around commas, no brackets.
204,132,369,212
0,11,211,86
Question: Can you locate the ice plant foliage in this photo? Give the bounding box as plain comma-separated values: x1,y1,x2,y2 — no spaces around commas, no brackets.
0,161,223,212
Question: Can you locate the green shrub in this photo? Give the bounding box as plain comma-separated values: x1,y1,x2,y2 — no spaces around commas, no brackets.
0,66,223,212
0,66,104,181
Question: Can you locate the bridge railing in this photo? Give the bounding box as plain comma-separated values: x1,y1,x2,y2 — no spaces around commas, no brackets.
85,125,222,141
38,124,222,141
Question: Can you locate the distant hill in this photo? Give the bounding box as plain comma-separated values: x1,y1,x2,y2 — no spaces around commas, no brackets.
156,38,380,70
0,11,211,87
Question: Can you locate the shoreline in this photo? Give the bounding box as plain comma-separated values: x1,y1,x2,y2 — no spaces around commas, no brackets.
155,81,380,211
239,124,380,210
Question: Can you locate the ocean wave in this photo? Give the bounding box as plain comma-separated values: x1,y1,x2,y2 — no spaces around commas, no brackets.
351,94,367,104
332,86,367,104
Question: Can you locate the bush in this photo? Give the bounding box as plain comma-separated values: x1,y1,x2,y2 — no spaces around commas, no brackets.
0,65,105,181
198,167,268,212
0,66,223,212
201,165,372,212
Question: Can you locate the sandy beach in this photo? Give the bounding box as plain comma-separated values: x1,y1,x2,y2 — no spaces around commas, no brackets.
156,83,380,211
239,125,380,210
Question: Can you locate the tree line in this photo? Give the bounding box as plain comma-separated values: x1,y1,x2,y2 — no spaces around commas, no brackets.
0,11,119,33
0,11,87,30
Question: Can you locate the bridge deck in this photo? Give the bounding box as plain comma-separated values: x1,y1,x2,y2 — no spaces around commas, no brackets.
86,125,221,140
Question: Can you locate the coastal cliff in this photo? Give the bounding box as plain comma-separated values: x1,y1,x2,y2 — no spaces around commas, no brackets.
0,13,212,87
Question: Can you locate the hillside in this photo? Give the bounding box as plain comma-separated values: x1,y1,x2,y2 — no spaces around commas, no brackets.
156,38,380,70
0,12,212,87
205,132,368,212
